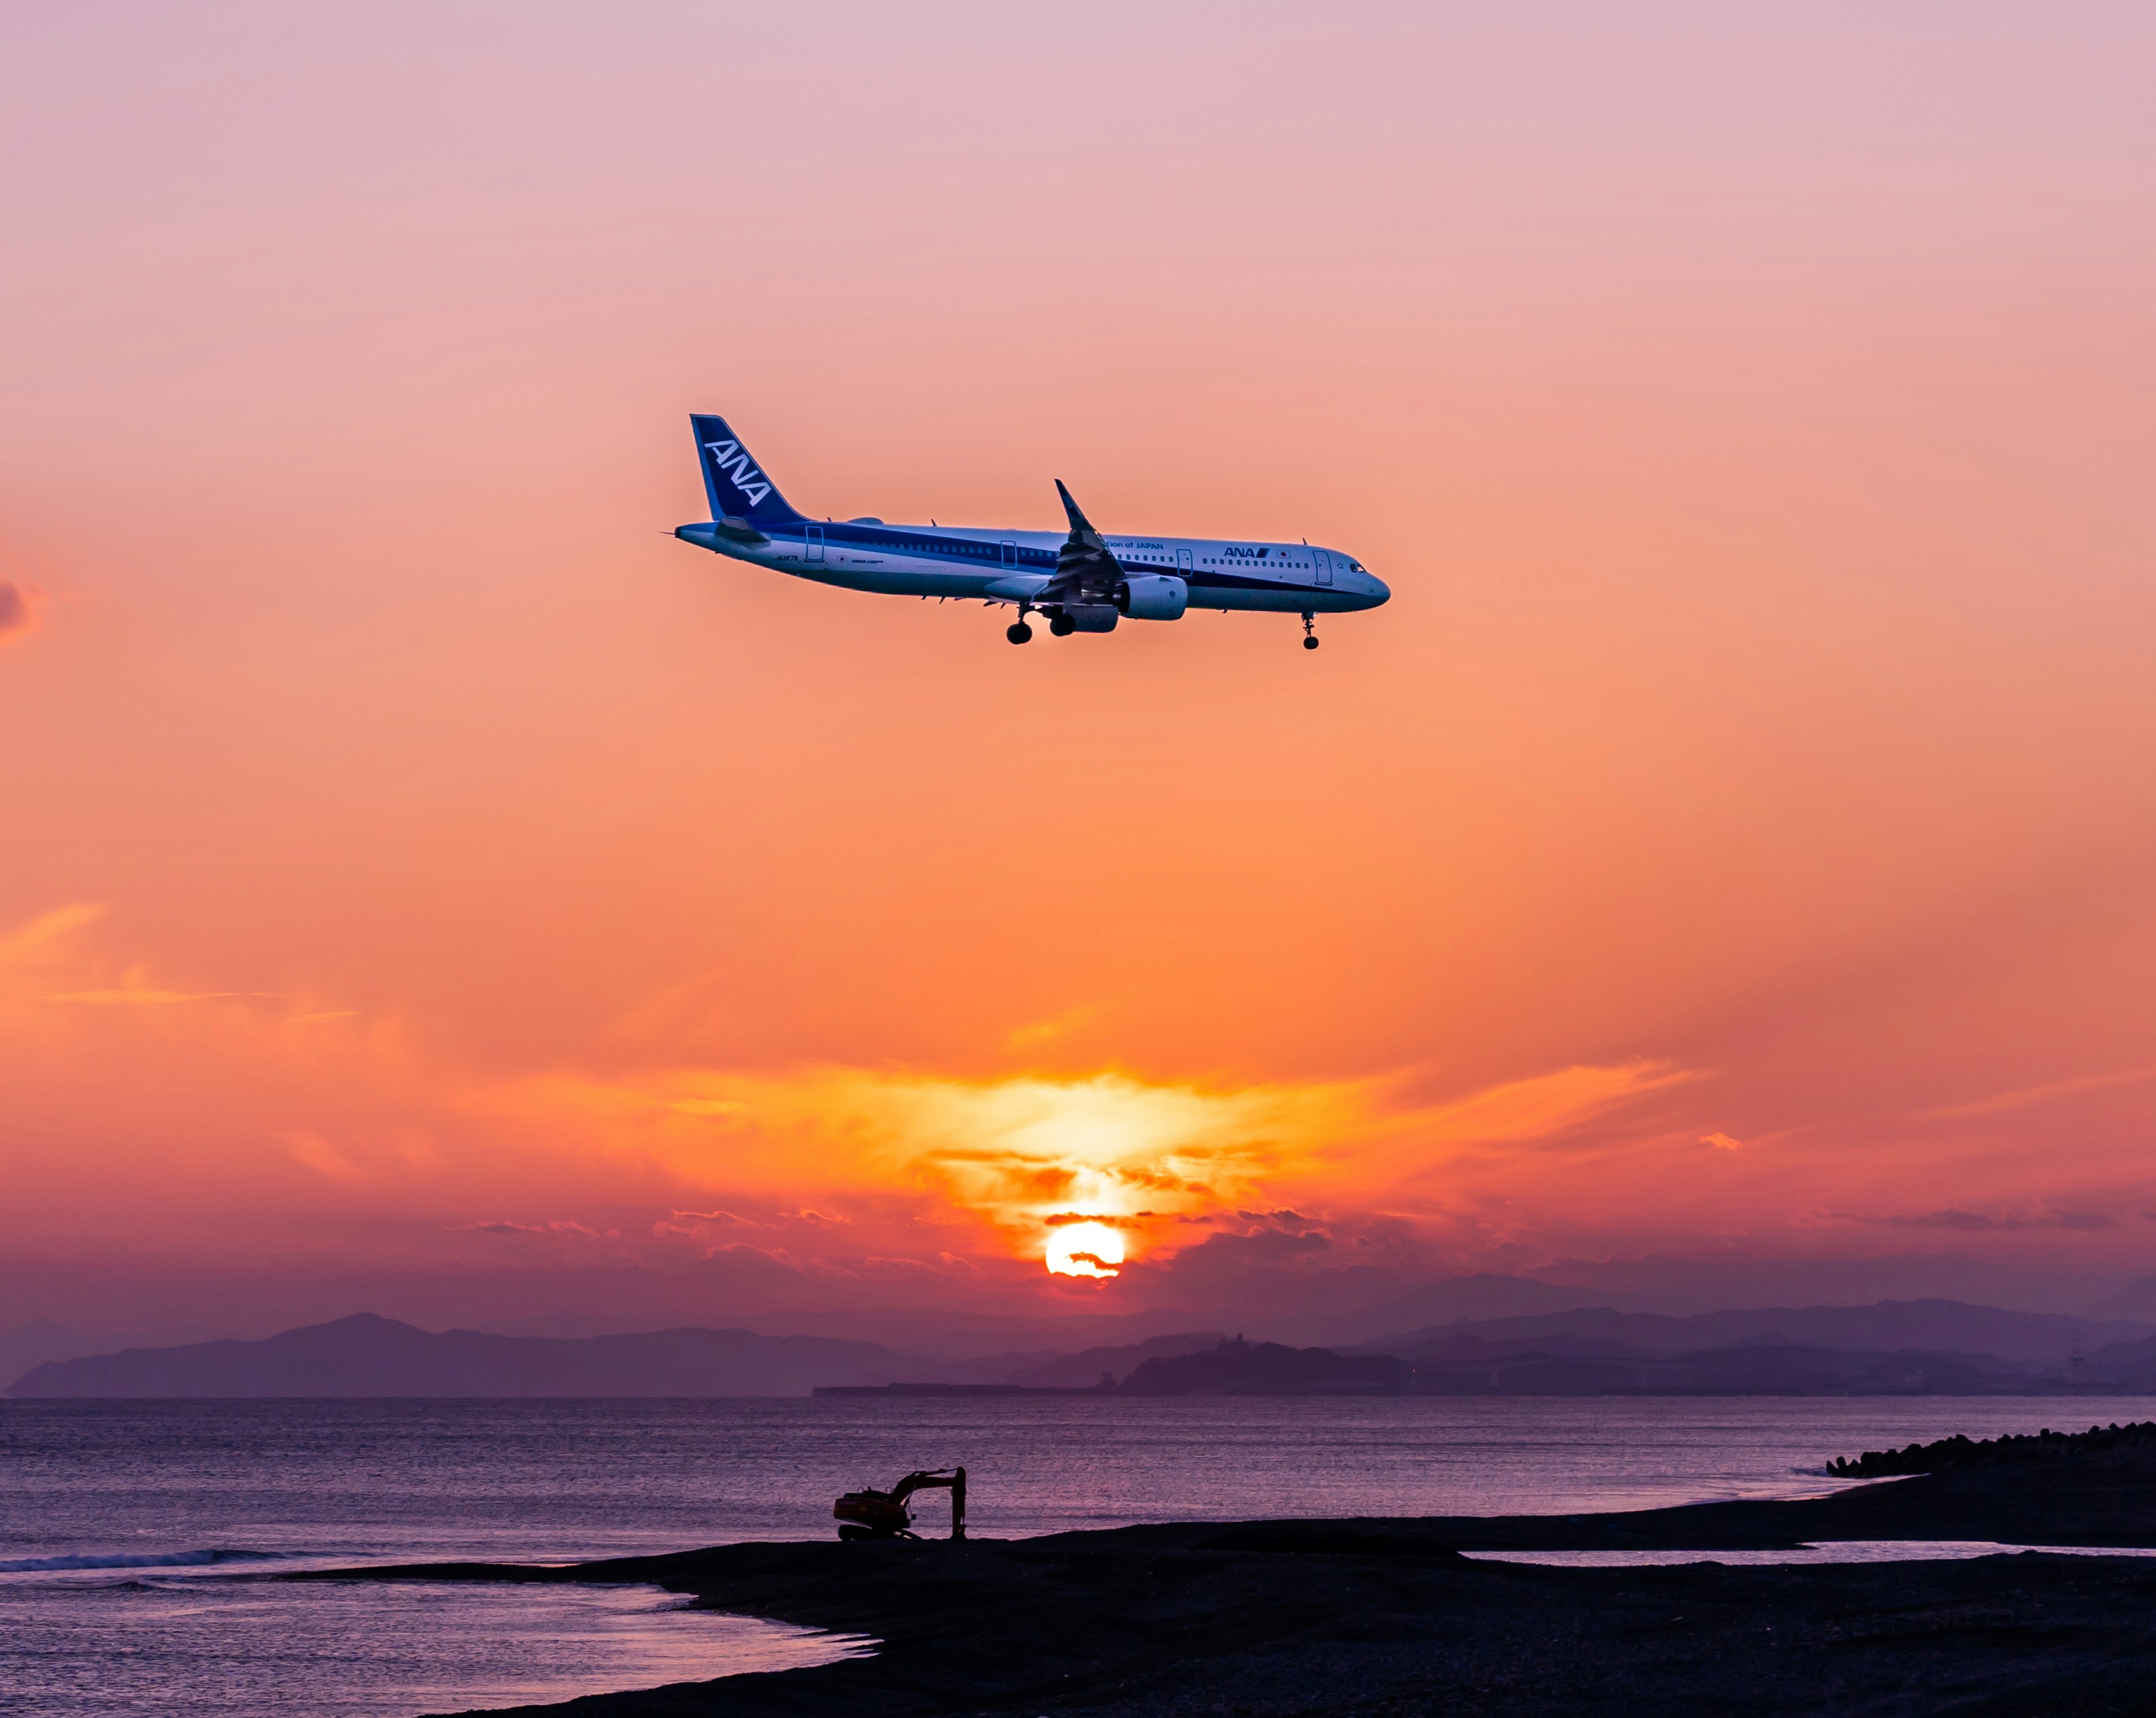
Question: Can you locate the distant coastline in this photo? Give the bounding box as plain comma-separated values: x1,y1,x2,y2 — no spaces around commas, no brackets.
15,1295,2156,1399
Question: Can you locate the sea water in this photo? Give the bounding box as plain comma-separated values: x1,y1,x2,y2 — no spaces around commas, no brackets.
5,1395,2153,1716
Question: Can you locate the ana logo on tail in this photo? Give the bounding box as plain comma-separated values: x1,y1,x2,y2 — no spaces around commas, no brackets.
702,440,773,508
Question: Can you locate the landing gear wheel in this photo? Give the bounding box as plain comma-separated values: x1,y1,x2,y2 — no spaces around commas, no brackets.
1300,611,1319,650
1303,634,1320,649
1049,613,1077,637
1006,622,1033,645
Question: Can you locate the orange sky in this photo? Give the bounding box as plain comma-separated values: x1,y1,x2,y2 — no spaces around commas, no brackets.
4,3,2154,1336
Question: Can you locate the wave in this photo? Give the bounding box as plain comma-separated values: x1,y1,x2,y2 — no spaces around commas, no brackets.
0,1548,281,1574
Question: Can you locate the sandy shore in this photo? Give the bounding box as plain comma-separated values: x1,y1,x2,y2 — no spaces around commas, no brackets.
314,1445,2156,1716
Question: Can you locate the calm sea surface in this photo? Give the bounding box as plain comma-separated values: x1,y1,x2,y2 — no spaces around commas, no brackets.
5,1395,2152,1716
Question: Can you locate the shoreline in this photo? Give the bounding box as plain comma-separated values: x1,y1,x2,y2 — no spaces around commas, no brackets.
301,1444,2156,1716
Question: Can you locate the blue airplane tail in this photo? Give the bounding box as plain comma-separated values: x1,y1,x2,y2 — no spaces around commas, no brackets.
689,414,805,524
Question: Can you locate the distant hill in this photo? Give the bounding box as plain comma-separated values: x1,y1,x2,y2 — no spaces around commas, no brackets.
16,1302,2143,1399
1002,1333,1225,1388
2088,1276,2156,1324
5,1313,929,1398
1119,1338,1412,1396
0,1321,103,1385
2077,1335,2156,1390
0,1319,223,1387
1292,1275,1611,1348
1107,1335,2055,1397
1410,1344,2044,1396
696,1304,1248,1363
1362,1300,2155,1364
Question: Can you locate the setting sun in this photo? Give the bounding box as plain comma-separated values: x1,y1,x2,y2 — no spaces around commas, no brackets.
1045,1221,1126,1278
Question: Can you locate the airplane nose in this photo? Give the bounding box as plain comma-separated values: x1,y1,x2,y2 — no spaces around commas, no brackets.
1364,574,1391,607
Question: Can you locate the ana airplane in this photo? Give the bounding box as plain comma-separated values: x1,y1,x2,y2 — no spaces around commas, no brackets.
672,414,1388,648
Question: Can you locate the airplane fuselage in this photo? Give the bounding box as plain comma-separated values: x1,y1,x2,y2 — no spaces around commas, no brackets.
672,413,1389,646
673,517,1389,615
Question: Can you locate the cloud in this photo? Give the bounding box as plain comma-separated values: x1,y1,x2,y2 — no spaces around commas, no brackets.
287,1131,364,1183
0,581,35,646
0,903,106,966
460,1219,607,1240
465,1057,1702,1282
52,987,270,1005
1922,1067,2156,1119
1005,1004,1103,1051
1699,1132,1744,1152
1395,1060,1701,1154
1837,1207,2113,1232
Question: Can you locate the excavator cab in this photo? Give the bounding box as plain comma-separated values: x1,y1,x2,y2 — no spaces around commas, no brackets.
833,1467,967,1541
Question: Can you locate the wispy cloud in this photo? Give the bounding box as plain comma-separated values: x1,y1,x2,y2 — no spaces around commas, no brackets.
469,1057,1698,1274
0,903,106,965
1398,1060,1702,1154
52,987,273,1005
1826,1205,2113,1232
1004,1004,1104,1052
1922,1067,2156,1119
457,1218,609,1240
286,1131,364,1183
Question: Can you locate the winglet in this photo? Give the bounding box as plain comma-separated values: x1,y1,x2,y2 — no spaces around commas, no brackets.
1054,479,1097,538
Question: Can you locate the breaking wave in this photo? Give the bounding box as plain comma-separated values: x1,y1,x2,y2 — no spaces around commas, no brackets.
0,1548,280,1574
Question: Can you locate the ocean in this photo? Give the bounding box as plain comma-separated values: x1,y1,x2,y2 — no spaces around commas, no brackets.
6,1395,2152,1716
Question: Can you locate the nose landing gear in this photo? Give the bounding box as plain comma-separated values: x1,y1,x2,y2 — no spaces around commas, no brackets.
1301,611,1319,650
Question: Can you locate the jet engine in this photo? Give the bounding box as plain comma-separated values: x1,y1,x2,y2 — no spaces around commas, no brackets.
1117,574,1189,621
1061,604,1121,633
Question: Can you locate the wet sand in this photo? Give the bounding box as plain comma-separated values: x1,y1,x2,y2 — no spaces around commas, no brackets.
322,1446,2156,1716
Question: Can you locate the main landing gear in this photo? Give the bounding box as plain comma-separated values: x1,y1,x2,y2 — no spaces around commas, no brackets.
1007,603,1081,642
1301,611,1320,650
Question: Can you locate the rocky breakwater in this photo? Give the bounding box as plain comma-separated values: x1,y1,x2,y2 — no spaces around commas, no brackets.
1827,1418,2156,1478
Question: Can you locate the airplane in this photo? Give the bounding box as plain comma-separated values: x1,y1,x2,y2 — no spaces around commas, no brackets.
672,414,1388,648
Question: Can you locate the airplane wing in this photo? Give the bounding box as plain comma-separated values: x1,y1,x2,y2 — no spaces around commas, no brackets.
1030,480,1124,606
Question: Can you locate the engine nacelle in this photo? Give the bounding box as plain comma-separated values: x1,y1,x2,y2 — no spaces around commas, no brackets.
1062,604,1121,633
1117,573,1189,621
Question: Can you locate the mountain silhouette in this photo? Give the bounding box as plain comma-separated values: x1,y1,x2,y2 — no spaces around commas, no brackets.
6,1313,922,1397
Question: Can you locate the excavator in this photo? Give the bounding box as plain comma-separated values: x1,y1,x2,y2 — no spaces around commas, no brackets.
833,1468,967,1541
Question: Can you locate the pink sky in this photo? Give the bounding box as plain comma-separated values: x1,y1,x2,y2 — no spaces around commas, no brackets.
3,3,2154,1337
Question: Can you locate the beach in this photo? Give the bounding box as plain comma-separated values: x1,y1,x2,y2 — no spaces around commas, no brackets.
310,1438,2156,1716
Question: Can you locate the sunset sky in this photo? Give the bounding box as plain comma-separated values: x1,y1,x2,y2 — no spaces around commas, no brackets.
4,2,2154,1339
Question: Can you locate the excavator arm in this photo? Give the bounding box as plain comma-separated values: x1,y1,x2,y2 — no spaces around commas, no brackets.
834,1466,967,1541
891,1468,967,1538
